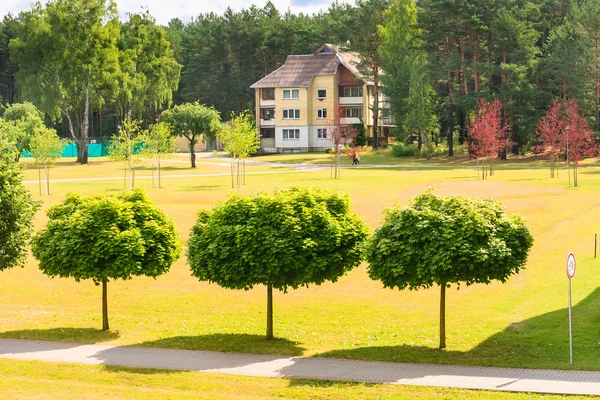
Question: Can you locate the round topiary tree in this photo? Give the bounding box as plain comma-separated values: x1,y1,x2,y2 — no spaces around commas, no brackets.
365,189,533,349
32,189,182,330
187,187,369,339
0,150,40,272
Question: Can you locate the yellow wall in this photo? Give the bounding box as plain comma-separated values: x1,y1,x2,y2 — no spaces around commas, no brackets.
255,90,261,131
276,87,308,127
308,74,338,125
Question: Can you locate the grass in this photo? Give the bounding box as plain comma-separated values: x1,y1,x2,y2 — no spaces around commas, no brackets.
252,147,600,168
19,156,293,181
3,150,600,373
0,358,590,399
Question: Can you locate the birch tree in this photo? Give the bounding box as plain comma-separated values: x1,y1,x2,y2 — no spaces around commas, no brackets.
116,11,181,122
29,125,64,196
140,122,175,189
218,111,258,188
108,118,144,190
10,0,120,164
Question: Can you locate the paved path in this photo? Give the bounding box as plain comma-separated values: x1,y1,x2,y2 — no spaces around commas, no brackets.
0,339,599,395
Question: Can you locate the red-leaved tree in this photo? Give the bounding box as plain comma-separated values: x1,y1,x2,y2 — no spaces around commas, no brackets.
562,100,597,187
535,99,565,179
469,98,511,179
326,103,357,179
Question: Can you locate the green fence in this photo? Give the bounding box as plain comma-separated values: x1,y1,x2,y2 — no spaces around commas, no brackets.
22,142,112,158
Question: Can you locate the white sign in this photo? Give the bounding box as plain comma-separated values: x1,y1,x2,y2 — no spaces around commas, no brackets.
567,252,576,279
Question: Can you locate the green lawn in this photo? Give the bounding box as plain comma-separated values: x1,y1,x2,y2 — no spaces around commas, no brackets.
3,151,600,374
0,358,589,400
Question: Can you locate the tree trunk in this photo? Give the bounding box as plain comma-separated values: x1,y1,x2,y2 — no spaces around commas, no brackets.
448,79,454,157
439,283,446,349
189,139,196,168
473,33,479,93
266,282,273,340
102,278,109,331
372,68,380,149
157,158,161,188
45,166,50,195
80,85,90,165
77,141,89,165
231,160,235,188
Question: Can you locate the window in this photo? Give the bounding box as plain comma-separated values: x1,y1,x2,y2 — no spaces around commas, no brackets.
316,89,327,99
340,86,363,97
345,107,363,118
260,128,275,138
283,129,300,140
282,109,300,119
282,89,300,99
260,108,275,120
317,108,327,119
317,128,328,139
262,88,275,100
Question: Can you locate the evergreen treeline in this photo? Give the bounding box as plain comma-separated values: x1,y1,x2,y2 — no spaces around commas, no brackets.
1,0,599,153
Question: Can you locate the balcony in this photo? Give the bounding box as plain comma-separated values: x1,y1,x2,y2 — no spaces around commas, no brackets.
260,99,275,107
379,116,396,126
260,118,276,127
339,97,363,106
340,117,361,125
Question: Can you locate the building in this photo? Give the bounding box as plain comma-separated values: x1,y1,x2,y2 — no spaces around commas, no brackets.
250,44,394,153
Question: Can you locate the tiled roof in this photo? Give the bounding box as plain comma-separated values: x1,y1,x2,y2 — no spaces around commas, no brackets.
250,44,363,89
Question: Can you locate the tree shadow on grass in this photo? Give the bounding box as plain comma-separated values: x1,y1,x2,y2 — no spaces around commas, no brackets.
137,333,305,356
102,364,183,375
313,288,600,371
0,328,119,344
286,378,368,388
176,184,226,192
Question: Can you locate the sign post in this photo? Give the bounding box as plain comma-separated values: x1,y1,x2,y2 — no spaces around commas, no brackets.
566,252,576,365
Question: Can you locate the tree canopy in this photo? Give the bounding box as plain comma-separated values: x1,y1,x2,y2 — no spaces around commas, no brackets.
187,187,369,339
32,189,182,330
117,11,181,120
159,102,221,168
10,0,120,164
365,189,533,348
0,151,40,272
0,102,45,160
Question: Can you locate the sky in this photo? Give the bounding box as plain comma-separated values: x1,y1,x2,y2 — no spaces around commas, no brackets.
1,0,346,26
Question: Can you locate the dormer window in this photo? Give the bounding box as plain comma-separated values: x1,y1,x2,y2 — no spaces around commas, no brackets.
316,89,327,99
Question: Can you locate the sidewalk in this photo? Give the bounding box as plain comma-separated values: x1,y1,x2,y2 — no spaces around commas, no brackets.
0,339,599,395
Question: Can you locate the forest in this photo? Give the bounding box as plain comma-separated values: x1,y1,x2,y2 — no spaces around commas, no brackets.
0,0,598,154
